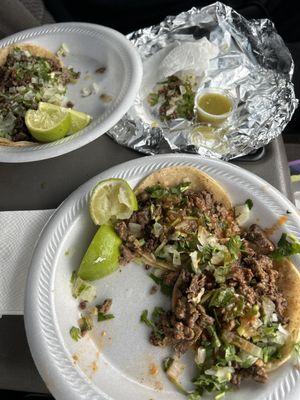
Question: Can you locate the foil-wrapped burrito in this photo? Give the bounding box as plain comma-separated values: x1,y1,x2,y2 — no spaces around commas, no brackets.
108,1,298,160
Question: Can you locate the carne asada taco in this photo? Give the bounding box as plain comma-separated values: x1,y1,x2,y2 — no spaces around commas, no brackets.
115,165,300,397
0,43,79,146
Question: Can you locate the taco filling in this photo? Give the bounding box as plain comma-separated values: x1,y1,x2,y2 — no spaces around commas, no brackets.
0,46,79,142
148,74,196,122
114,168,299,398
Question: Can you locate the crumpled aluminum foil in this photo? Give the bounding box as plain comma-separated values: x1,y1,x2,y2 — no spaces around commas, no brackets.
108,1,298,160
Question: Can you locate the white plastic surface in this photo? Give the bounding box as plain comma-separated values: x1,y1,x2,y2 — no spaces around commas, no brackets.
25,154,300,400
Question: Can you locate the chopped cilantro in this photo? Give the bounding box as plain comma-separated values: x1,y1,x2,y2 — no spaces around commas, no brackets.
262,345,280,363
245,199,253,209
146,185,168,199
70,326,81,341
149,273,173,297
271,233,300,260
140,310,157,330
207,326,221,348
224,344,240,364
162,357,174,372
209,288,235,308
170,182,191,195
148,92,160,106
213,264,231,284
146,182,191,199
140,309,164,338
97,312,114,322
192,371,231,396
70,270,77,284
152,306,165,322
227,236,243,260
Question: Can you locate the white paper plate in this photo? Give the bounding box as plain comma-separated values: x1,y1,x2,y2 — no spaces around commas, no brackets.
24,154,300,400
0,23,142,163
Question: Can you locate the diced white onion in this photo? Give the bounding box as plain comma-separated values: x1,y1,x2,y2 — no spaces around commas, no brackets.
235,204,250,226
190,250,199,272
166,359,185,381
198,226,210,245
153,222,163,238
81,87,93,97
195,347,206,365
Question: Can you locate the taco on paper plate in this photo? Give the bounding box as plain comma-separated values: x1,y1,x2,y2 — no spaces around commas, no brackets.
114,165,300,397
0,43,79,147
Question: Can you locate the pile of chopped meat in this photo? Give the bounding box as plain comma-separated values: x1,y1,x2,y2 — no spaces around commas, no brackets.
115,182,291,398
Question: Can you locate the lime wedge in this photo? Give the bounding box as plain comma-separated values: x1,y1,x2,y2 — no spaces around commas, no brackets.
78,224,121,281
25,109,71,142
39,102,92,134
89,178,138,225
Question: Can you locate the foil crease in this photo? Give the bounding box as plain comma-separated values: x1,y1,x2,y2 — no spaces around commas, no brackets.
108,2,298,160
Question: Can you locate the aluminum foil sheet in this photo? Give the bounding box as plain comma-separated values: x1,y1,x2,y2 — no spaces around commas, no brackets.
108,2,298,160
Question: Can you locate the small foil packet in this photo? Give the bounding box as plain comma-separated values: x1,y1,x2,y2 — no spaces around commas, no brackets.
108,2,298,160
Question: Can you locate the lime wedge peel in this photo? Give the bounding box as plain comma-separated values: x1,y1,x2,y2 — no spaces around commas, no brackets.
89,178,138,225
38,102,92,134
78,224,122,281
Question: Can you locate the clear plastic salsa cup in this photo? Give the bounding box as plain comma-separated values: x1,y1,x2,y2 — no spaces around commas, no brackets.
194,88,236,126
